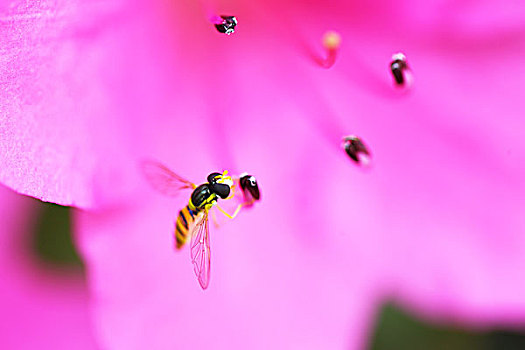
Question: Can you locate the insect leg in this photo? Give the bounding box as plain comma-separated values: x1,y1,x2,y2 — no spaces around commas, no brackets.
215,203,244,219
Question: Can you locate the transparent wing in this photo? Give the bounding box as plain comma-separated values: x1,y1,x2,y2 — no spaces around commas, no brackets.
190,210,211,290
141,160,196,196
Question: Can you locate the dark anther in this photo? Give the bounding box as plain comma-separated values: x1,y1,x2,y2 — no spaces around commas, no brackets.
215,16,238,35
240,175,260,201
390,53,408,86
343,136,371,165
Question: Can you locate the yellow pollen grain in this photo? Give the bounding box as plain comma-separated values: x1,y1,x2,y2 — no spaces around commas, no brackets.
322,31,341,50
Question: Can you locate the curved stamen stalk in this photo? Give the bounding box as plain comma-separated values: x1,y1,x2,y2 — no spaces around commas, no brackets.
317,31,341,68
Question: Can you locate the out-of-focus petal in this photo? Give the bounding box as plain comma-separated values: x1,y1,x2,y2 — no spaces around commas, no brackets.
0,0,163,208
0,185,98,349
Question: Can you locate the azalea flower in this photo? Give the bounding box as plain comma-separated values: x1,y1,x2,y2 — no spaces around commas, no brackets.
2,0,525,349
0,185,97,349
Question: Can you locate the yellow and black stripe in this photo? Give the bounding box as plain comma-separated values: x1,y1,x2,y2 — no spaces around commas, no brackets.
175,204,201,249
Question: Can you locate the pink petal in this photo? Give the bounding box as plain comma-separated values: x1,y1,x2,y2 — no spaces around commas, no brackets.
0,0,158,208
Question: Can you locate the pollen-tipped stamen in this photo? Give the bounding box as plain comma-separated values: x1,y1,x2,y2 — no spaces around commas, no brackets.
318,31,341,68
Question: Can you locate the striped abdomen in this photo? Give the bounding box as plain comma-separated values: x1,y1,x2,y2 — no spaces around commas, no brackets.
175,205,201,249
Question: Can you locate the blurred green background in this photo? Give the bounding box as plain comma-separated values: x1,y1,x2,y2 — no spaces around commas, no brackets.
370,304,525,350
33,201,83,270
33,201,525,349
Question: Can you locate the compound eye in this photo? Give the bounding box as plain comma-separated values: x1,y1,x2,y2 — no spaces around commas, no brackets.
207,172,222,184
212,183,231,199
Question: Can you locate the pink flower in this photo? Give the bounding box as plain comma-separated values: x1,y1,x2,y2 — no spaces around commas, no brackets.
3,0,525,349
0,185,97,349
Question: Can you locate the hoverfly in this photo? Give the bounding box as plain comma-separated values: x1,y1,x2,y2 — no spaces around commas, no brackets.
142,160,259,290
